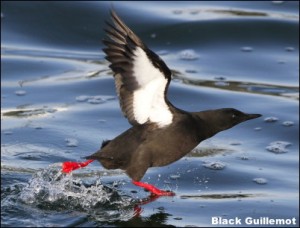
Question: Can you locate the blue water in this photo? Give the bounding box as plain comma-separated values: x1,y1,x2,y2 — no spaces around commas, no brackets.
1,1,299,227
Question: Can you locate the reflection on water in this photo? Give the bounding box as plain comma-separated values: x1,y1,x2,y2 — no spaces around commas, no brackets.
173,70,299,98
180,193,264,200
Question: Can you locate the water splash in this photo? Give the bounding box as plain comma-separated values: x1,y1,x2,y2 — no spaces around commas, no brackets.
18,165,132,211
1,165,143,225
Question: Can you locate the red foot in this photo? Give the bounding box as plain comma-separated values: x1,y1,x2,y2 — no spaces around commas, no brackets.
132,180,175,196
62,159,94,173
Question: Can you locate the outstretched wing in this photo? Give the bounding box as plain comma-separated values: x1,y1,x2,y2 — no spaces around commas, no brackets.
103,10,173,128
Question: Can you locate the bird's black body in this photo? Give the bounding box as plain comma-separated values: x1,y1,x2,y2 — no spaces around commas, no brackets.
86,11,261,185
88,107,260,181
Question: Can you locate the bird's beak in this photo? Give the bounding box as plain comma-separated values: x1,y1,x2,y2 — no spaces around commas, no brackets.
244,113,262,121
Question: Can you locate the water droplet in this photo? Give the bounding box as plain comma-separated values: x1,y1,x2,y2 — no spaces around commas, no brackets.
179,49,199,60
241,47,253,52
203,161,226,170
15,90,27,96
65,138,78,147
264,116,279,122
266,141,291,153
282,121,294,127
253,178,267,184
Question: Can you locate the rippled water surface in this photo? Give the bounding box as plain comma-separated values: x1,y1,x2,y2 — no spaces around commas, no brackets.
1,1,299,227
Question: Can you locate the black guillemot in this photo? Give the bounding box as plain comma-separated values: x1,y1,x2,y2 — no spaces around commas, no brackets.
62,10,261,196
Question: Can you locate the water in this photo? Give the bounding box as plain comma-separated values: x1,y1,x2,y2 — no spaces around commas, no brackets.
1,1,299,227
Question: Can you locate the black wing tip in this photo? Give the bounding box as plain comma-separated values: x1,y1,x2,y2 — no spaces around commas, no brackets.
104,9,172,81
109,9,123,23
110,9,117,18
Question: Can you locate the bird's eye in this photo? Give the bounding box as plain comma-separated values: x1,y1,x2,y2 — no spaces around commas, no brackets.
232,114,236,119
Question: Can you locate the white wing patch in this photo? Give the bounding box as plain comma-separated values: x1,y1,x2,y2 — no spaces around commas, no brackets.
132,47,173,127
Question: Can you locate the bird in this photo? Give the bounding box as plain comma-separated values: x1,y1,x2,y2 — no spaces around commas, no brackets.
62,10,261,196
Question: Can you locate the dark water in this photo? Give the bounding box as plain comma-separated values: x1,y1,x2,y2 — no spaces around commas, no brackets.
1,1,299,227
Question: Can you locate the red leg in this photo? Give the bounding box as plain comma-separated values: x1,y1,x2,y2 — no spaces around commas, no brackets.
62,159,94,173
132,180,175,196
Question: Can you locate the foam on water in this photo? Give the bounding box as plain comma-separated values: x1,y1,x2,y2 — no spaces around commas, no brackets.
203,161,226,170
14,90,27,96
179,49,199,60
264,116,279,122
253,178,268,185
240,46,253,52
265,141,292,154
282,121,294,127
64,138,79,147
75,95,116,104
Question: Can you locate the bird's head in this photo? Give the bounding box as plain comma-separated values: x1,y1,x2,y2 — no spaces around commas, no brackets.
197,108,262,137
